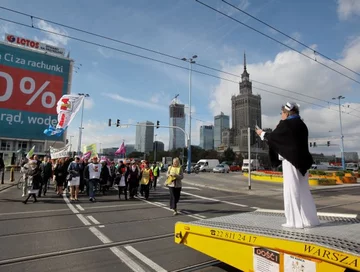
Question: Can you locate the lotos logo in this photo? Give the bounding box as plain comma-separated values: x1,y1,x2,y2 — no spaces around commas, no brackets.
7,35,15,43
59,98,72,111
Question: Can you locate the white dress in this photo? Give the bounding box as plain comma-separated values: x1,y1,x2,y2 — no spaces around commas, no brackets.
282,158,320,228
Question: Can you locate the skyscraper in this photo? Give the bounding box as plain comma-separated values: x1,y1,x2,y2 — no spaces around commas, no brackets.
231,53,261,148
200,125,214,150
214,112,230,148
135,121,154,153
169,102,185,150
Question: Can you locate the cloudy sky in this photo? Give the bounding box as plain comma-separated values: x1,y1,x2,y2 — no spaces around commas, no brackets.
1,0,360,157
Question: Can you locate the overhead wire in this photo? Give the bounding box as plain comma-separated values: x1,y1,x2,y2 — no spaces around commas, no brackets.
195,0,360,85
0,5,350,107
1,16,359,119
221,0,360,78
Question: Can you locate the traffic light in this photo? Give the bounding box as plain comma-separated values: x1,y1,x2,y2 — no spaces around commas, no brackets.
313,142,317,147
310,142,312,147
327,141,330,146
108,119,111,127
116,119,120,127
156,120,160,129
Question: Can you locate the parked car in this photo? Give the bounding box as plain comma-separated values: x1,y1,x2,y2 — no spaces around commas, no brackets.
213,164,230,173
229,164,241,172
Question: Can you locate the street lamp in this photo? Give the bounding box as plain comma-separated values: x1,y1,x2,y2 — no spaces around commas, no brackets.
77,93,90,155
182,55,197,174
69,135,74,151
332,95,345,169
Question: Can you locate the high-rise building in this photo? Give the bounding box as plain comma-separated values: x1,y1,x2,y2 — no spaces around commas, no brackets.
169,102,185,150
153,141,165,152
200,125,214,150
135,121,154,153
231,53,261,149
214,112,230,148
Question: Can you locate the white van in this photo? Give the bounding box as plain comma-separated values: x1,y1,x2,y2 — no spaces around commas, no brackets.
196,159,219,172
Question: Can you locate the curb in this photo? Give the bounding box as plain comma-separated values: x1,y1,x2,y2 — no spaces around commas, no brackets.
255,208,359,219
0,183,15,192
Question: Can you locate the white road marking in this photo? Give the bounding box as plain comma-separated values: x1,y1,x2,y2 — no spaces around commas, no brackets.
76,204,85,211
181,186,201,190
181,191,248,207
110,247,146,272
255,208,359,218
153,202,166,206
136,197,205,220
87,215,100,225
89,227,112,244
76,214,91,226
251,207,260,209
194,214,207,219
99,225,105,228
63,195,79,214
125,245,168,272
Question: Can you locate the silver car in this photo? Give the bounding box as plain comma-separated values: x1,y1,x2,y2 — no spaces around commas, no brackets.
213,164,230,173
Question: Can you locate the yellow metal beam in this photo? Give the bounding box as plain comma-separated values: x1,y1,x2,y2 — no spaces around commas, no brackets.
175,222,359,272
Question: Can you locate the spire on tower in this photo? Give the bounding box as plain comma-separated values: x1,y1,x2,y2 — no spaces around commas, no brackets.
244,51,247,71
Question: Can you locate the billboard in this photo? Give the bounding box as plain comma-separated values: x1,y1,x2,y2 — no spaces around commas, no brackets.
0,42,72,140
5,33,65,56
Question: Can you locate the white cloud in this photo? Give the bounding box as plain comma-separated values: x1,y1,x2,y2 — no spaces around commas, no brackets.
36,20,68,46
210,36,360,154
103,93,167,111
284,32,302,48
337,0,360,20
84,98,94,110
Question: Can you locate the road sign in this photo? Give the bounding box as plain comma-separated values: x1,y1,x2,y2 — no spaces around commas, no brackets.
0,42,72,140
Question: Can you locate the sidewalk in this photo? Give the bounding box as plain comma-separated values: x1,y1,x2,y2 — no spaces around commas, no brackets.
0,171,21,192
182,173,360,194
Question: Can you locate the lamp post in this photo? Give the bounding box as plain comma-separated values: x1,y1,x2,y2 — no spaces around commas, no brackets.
77,93,90,155
182,55,197,174
332,95,345,169
69,135,74,151
154,134,157,162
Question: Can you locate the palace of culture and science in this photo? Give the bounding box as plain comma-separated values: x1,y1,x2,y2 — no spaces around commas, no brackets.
221,54,267,153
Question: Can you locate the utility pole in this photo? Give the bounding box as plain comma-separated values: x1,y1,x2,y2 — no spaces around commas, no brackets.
154,134,157,162
182,55,197,174
332,96,345,169
77,93,89,155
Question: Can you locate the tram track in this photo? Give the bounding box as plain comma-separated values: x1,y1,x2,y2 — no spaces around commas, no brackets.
0,214,190,239
0,233,174,266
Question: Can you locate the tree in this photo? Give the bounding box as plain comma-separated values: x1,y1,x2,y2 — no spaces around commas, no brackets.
222,147,235,162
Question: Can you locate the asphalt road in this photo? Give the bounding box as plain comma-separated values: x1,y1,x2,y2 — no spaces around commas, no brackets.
0,172,358,272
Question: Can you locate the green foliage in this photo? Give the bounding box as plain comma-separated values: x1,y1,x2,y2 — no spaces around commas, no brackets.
317,179,336,185
309,170,326,176
335,171,345,177
222,147,236,162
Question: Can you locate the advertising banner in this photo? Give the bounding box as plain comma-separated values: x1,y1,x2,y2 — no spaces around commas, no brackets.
5,34,65,56
0,42,72,140
50,144,71,159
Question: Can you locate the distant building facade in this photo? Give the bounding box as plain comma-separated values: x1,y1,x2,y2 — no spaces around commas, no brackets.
169,102,185,150
214,112,230,148
200,125,214,150
135,121,154,153
153,141,165,152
